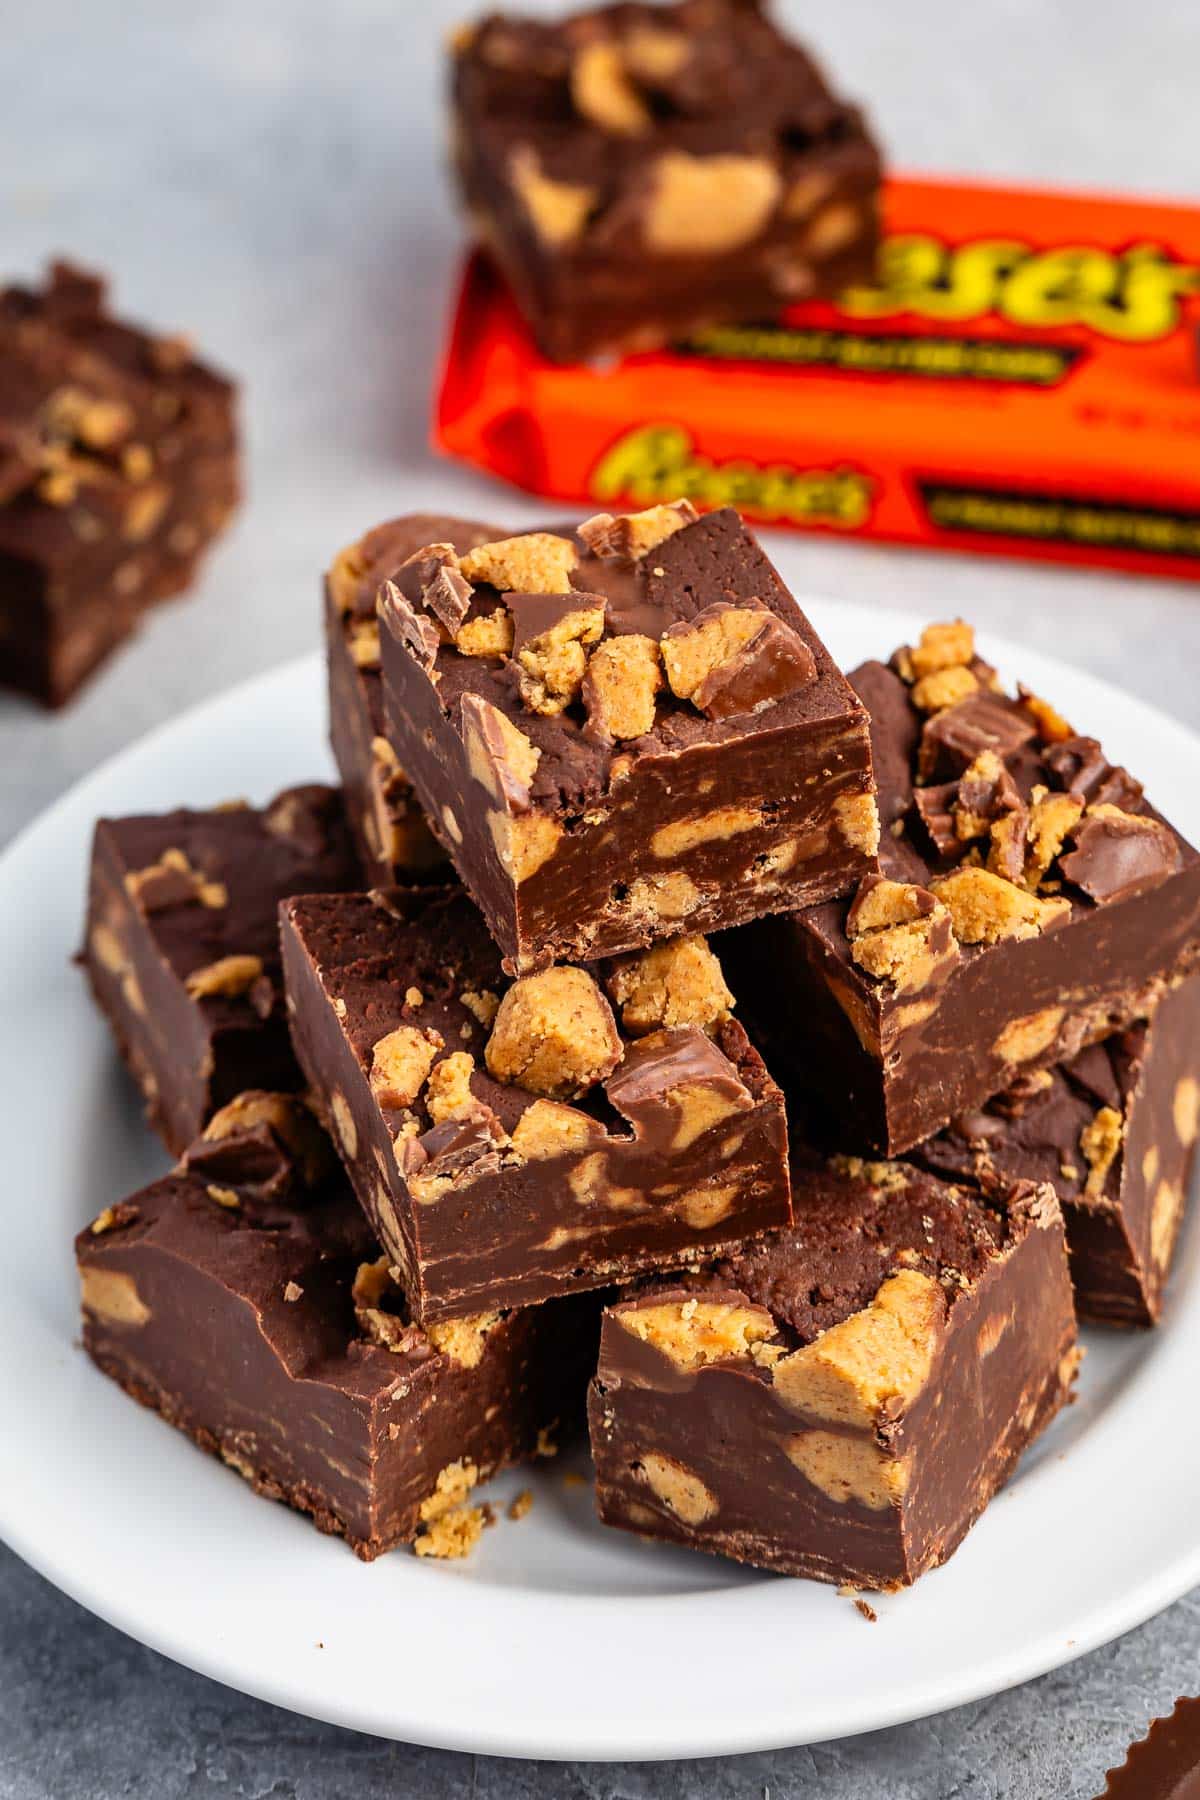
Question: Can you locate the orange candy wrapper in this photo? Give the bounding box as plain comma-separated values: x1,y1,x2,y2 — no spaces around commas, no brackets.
436,175,1200,582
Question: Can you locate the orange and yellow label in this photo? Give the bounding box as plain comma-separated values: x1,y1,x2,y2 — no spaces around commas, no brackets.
436,175,1200,582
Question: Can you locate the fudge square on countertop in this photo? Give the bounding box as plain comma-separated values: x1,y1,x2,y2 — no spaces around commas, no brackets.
280,885,792,1323
588,1150,1077,1590
377,502,878,974
0,260,239,706
81,785,358,1155
77,1093,595,1561
451,0,881,364
325,513,499,886
723,618,1200,1156
913,974,1200,1328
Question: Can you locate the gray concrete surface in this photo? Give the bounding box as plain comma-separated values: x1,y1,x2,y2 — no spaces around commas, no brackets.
2,0,1199,1791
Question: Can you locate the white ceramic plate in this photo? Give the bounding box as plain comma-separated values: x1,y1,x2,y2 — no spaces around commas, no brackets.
2,603,1198,1763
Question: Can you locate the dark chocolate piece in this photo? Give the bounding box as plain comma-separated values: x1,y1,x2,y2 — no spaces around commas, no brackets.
588,1150,1077,1588
279,886,792,1322
325,514,504,885
723,620,1200,1154
914,976,1200,1326
1100,1696,1200,1799
81,786,359,1154
451,0,881,363
0,261,239,706
76,1093,595,1560
377,504,877,974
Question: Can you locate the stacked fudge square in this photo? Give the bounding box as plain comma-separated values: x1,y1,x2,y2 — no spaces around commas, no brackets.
78,502,1200,1589
449,0,882,363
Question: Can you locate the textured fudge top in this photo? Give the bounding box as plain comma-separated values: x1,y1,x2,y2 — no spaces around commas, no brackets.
92,785,358,1025
454,0,876,225
917,1029,1148,1212
706,1160,1008,1346
284,885,778,1194
810,619,1198,992
0,260,235,539
608,1155,1055,1396
370,503,866,813
76,1092,500,1394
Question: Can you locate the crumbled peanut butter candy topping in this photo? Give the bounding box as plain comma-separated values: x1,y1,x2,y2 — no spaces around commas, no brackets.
414,1506,487,1559
1021,689,1073,743
460,987,500,1029
424,1051,481,1124
369,1023,443,1110
509,1097,601,1159
911,663,979,714
930,867,1068,945
514,601,606,716
458,531,577,594
660,606,765,703
1024,790,1084,890
582,633,662,741
771,1270,944,1429
456,607,514,658
617,1296,777,1370
905,619,975,680
485,966,622,1099
425,1310,501,1369
845,877,957,994
1080,1105,1124,1197
578,499,697,561
414,1460,485,1559
184,953,263,999
606,934,733,1036
419,1459,479,1520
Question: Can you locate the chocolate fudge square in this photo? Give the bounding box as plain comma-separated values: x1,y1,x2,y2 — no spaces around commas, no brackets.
326,513,500,885
723,619,1200,1155
0,261,239,706
588,1154,1077,1589
280,886,792,1323
82,786,358,1155
377,503,877,974
914,975,1200,1327
77,1093,594,1560
451,0,881,363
